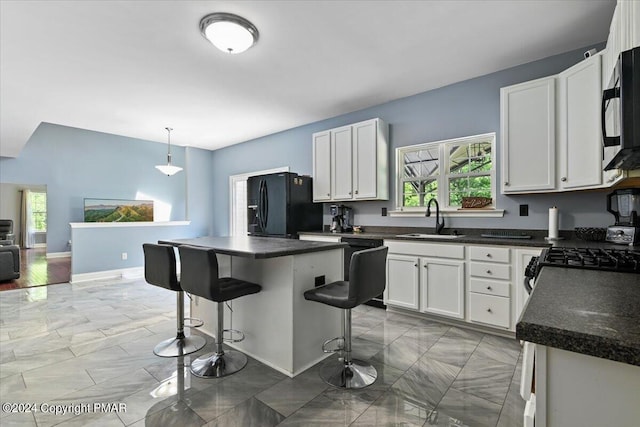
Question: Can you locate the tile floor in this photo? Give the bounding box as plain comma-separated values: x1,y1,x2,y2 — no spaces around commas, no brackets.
0,278,525,426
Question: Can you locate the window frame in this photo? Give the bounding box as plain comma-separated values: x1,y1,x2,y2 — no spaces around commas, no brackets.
29,191,47,232
395,132,497,214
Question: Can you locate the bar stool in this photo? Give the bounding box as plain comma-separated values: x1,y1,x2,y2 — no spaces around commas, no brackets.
143,243,206,357
303,246,388,389
178,245,261,378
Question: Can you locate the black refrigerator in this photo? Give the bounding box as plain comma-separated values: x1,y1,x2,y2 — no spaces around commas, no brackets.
247,172,323,238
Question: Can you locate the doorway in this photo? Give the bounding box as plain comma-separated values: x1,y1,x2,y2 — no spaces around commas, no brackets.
0,183,70,290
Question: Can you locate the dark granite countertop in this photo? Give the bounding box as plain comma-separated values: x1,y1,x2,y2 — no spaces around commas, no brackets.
516,268,640,366
160,236,347,259
299,229,627,249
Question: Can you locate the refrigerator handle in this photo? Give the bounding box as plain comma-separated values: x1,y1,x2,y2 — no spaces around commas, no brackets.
256,180,263,231
263,180,269,229
259,179,267,231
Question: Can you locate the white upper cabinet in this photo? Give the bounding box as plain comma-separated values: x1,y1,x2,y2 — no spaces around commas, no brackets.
331,125,354,200
501,76,556,193
312,118,388,202
312,131,331,202
557,54,603,189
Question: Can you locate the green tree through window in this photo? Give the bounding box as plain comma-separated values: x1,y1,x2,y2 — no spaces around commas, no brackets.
397,134,495,209
29,192,47,232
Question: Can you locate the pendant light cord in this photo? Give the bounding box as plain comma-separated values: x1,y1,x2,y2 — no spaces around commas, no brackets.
165,127,173,164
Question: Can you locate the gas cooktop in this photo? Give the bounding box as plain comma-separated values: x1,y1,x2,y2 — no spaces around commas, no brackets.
539,247,640,273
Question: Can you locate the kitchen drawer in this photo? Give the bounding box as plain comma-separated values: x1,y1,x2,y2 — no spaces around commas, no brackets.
469,246,510,263
469,292,510,328
469,278,510,297
384,240,464,259
469,262,510,280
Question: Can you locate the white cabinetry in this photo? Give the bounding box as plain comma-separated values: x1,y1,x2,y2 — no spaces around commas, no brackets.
384,240,465,320
557,54,603,189
420,258,465,319
468,246,511,329
312,131,331,202
331,125,354,200
501,77,556,193
386,254,419,309
312,118,388,202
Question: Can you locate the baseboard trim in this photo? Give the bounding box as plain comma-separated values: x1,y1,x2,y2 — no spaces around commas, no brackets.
71,266,144,284
47,251,71,259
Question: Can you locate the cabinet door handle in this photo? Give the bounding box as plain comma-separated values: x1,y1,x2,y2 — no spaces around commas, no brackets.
355,190,359,195
414,263,418,267
348,191,352,195
486,270,492,274
486,253,492,258
423,264,427,268
561,177,567,182
504,182,509,186
486,286,492,291
487,308,492,313
326,193,330,197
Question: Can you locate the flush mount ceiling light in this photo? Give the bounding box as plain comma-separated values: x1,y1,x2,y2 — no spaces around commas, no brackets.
199,12,259,54
155,127,183,176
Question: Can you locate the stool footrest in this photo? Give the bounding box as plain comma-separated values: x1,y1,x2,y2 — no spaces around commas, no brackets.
223,328,245,343
322,336,344,354
184,317,204,328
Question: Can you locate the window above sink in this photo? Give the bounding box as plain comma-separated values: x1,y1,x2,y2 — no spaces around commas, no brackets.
391,132,503,218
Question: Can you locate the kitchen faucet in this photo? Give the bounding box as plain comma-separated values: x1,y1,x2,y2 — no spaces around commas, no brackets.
426,198,445,234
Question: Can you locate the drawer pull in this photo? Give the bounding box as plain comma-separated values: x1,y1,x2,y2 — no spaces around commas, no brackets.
486,253,492,258
486,270,492,274
486,286,492,291
487,308,492,313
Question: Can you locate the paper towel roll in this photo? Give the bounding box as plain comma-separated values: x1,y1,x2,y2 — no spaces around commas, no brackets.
548,207,559,239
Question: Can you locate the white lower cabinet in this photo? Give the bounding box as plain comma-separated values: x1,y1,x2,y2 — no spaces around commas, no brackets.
384,241,464,320
419,258,465,319
380,240,548,332
385,254,419,310
468,245,512,329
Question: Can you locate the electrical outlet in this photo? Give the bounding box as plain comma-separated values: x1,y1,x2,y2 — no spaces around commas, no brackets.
121,252,128,260
315,275,325,287
381,207,388,216
519,204,529,216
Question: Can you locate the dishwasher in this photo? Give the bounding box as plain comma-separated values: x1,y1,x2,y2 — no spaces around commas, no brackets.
341,237,386,308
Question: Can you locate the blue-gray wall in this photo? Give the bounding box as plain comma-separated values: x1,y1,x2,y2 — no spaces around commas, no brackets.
0,123,193,253
211,43,613,235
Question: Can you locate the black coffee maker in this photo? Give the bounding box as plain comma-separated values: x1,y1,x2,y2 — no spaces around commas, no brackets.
606,188,640,245
329,204,353,233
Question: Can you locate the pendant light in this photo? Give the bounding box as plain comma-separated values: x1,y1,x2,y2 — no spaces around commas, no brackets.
155,127,183,176
199,13,259,54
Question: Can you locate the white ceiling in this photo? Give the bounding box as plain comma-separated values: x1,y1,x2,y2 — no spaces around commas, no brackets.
0,0,615,158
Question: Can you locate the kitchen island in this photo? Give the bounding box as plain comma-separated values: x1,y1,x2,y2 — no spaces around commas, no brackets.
516,267,640,427
160,236,347,377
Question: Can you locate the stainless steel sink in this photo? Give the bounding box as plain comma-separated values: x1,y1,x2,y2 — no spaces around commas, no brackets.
396,233,465,240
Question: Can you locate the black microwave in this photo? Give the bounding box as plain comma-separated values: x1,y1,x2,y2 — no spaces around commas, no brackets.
602,46,640,171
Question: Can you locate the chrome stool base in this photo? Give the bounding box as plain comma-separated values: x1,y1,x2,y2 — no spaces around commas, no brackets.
320,357,377,389
190,350,248,378
153,335,206,358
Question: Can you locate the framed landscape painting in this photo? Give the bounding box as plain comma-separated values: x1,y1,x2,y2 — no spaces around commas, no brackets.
84,198,154,222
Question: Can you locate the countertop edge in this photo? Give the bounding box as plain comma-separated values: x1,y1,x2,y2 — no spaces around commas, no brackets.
516,321,640,367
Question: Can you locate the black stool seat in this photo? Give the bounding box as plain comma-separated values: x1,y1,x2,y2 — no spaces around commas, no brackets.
179,245,261,302
143,243,206,357
304,246,388,389
178,245,261,378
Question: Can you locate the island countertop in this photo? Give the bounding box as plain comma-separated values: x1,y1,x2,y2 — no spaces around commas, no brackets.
516,267,640,366
159,235,347,259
